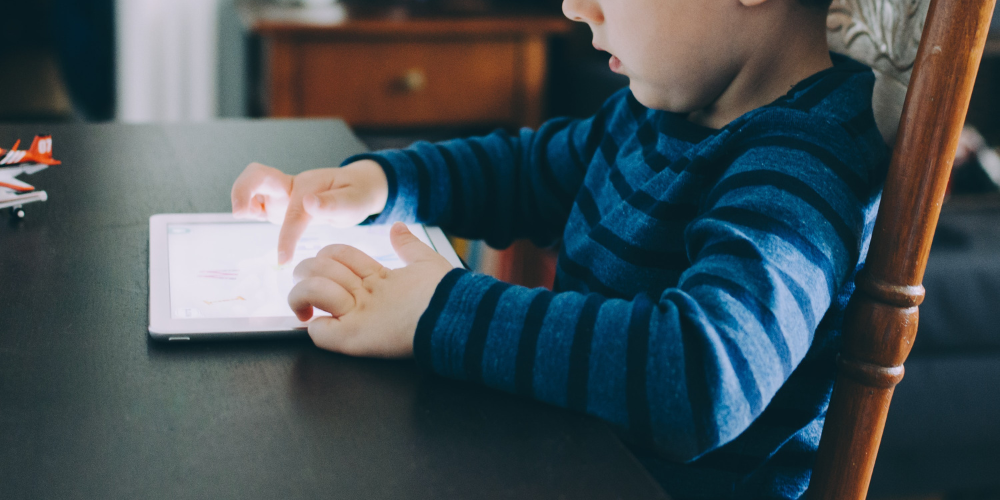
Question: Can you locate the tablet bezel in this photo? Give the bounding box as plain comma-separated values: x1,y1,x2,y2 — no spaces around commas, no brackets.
148,213,464,341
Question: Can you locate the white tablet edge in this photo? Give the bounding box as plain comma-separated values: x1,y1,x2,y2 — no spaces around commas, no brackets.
148,213,464,341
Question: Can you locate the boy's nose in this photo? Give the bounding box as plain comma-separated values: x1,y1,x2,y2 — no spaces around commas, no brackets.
562,0,604,24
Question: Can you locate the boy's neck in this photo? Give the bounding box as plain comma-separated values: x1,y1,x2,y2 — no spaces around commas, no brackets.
687,8,833,130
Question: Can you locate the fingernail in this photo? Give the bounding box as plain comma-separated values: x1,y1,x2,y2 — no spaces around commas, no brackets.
278,251,287,263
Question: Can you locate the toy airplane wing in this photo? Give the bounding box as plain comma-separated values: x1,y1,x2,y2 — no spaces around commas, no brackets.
0,189,47,211
0,171,36,192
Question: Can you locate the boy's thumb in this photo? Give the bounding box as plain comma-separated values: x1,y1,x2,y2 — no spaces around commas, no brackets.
389,222,436,265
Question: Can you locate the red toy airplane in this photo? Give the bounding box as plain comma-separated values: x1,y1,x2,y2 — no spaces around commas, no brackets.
0,135,61,218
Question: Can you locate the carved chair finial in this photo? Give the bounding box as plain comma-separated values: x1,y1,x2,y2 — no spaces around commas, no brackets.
827,0,932,144
828,0,930,85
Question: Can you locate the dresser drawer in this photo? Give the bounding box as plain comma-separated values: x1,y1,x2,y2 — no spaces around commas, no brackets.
296,40,519,127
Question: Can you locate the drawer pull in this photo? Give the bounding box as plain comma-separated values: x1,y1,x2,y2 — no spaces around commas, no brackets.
399,68,427,93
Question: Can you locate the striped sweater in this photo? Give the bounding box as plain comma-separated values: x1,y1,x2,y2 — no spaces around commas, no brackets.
345,53,889,499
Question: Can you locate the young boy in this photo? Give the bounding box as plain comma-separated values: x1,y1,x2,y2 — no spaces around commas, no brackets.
231,0,888,497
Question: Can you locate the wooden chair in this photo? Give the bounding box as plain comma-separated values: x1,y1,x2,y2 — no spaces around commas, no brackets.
809,0,996,498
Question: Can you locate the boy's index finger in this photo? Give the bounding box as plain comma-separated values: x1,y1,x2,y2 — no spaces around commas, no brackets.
278,197,311,264
277,174,324,264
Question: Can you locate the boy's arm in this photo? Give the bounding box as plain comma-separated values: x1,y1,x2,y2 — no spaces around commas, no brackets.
343,92,623,249
413,122,877,462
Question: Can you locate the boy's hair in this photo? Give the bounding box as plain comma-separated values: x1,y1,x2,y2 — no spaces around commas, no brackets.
800,0,835,8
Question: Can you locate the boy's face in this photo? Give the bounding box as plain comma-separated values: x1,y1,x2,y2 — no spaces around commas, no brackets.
564,0,749,114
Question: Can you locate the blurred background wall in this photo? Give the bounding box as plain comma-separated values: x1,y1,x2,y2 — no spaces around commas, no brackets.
117,0,221,122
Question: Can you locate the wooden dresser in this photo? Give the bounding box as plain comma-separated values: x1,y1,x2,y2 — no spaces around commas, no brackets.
245,4,570,130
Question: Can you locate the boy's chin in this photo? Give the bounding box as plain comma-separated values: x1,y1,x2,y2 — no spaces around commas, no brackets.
629,82,711,116
629,84,681,113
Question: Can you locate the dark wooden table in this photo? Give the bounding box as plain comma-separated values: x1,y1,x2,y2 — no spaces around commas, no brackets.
0,120,666,499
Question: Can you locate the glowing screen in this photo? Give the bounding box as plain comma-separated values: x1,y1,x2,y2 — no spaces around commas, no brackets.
166,222,432,319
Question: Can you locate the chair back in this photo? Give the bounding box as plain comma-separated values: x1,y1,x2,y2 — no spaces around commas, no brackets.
809,0,996,498
827,0,930,145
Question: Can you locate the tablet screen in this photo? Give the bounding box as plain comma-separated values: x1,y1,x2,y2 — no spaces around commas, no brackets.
166,222,432,320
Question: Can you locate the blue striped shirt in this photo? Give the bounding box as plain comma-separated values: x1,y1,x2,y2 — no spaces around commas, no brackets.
345,53,889,499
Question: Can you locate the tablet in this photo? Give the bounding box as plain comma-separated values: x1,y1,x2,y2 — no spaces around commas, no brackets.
148,213,463,341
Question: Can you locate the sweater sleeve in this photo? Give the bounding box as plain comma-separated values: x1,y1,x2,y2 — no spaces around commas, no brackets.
412,122,875,463
340,93,625,249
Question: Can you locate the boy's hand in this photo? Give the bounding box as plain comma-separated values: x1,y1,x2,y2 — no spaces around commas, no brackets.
231,160,389,264
288,222,454,358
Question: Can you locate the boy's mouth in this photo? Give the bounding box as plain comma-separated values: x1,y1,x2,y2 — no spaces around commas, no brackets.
592,42,623,74
609,55,623,74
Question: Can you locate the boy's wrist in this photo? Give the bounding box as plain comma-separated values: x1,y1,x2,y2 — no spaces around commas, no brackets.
341,153,400,222
341,159,389,217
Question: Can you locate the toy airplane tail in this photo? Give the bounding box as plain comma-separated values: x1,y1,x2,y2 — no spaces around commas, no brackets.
26,135,60,165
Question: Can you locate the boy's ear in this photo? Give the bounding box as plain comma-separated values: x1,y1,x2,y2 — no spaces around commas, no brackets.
738,0,769,6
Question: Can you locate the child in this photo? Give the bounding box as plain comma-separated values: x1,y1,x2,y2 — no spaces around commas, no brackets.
231,0,888,497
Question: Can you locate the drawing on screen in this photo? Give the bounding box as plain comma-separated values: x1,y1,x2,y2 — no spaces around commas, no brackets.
198,269,239,280
203,296,246,305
